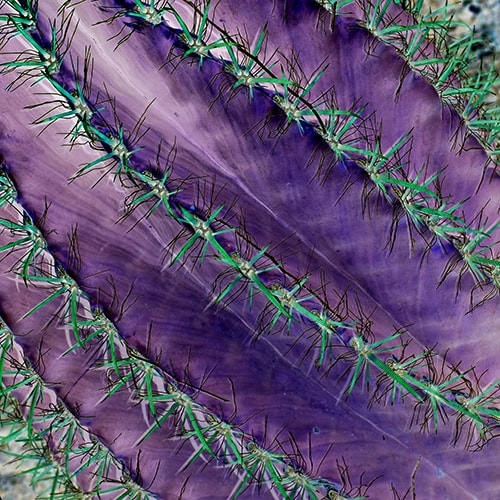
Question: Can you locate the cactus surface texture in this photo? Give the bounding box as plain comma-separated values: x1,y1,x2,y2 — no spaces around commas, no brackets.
0,0,499,498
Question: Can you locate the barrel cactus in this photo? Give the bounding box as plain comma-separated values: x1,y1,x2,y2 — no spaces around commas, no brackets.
0,0,499,498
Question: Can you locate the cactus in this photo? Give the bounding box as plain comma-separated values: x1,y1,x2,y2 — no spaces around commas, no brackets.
0,0,499,498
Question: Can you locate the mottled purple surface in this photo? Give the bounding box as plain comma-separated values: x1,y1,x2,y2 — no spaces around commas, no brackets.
0,0,499,498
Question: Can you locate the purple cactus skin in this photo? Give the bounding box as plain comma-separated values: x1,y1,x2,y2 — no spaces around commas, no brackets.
0,0,499,498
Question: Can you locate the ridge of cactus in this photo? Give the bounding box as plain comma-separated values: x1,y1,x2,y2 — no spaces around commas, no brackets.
3,0,498,309
0,0,499,498
3,0,499,444
0,317,157,499
0,166,366,498
79,0,500,302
